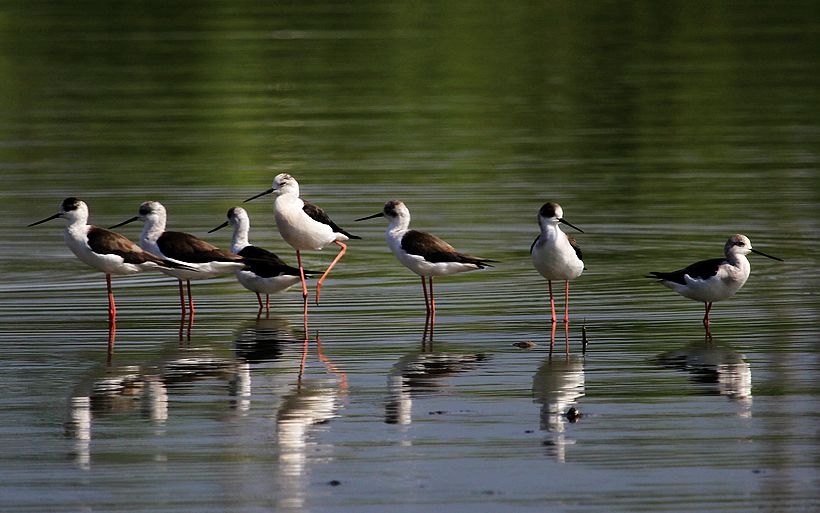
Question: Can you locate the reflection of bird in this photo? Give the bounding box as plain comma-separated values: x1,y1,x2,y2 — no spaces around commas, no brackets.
233,317,303,364
110,201,244,318
244,173,359,307
209,207,315,315
532,357,585,463
385,351,489,425
28,197,192,323
648,234,782,330
356,200,494,320
276,380,340,510
656,341,752,405
531,202,585,325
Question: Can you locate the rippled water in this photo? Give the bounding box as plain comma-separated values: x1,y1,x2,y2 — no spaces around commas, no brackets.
1,2,819,512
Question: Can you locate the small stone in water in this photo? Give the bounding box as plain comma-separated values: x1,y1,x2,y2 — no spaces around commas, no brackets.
565,407,582,421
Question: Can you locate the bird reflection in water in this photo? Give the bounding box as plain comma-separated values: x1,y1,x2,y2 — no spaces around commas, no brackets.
385,337,489,426
532,355,585,462
656,337,752,416
275,331,347,510
65,339,259,469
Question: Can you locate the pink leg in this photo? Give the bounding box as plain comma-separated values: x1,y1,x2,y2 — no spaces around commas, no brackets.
549,320,557,356
703,302,712,328
296,250,309,328
315,240,347,304
265,294,270,316
255,292,264,320
548,281,557,324
421,276,431,314
427,276,436,318
563,281,570,324
105,273,116,322
186,280,195,321
178,280,187,318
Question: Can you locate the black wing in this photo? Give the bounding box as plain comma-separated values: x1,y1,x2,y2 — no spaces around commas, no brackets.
237,245,312,278
302,201,361,239
530,235,539,254
568,236,585,269
648,258,723,285
158,231,242,263
87,227,158,265
402,230,494,268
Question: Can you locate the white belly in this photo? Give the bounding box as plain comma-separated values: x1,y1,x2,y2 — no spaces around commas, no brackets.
532,239,584,281
236,271,301,294
274,198,338,251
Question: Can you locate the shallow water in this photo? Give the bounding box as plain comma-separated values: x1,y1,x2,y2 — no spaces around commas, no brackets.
1,1,819,512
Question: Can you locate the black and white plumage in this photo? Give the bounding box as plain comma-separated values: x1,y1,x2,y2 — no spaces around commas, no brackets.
244,173,360,307
28,197,191,322
209,206,317,314
356,200,494,319
110,200,245,317
648,234,783,329
531,202,585,327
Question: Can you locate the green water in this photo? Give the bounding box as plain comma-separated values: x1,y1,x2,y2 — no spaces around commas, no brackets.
0,1,818,512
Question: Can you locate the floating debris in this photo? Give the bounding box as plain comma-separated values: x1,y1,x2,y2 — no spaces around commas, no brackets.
513,341,536,350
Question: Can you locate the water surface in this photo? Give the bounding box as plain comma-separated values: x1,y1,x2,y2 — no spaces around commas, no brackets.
0,1,818,512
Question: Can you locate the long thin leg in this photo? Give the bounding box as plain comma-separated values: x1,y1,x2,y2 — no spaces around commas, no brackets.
563,281,570,324
421,276,430,314
105,273,116,322
549,320,557,358
296,250,309,328
548,281,557,324
315,240,347,305
429,277,436,317
186,280,195,321
255,293,264,319
265,294,270,316
178,279,186,318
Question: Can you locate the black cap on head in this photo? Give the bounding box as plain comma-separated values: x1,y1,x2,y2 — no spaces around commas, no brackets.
62,197,81,212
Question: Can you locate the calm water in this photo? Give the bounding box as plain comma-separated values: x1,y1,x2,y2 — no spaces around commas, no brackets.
1,1,818,512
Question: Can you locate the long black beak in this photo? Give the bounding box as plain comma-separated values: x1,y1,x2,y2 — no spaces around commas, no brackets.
559,218,584,233
355,212,384,222
108,216,139,229
751,248,784,262
28,212,61,227
208,220,229,234
244,187,275,203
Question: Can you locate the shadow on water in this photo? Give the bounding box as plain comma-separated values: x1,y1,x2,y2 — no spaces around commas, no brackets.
532,355,585,463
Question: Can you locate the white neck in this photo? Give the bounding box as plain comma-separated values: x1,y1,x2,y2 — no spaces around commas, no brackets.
231,217,251,253
141,215,166,245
